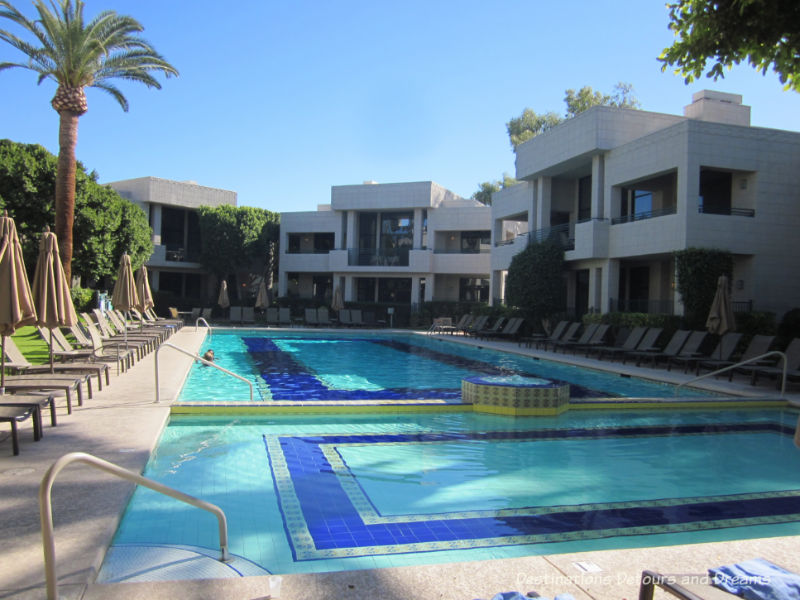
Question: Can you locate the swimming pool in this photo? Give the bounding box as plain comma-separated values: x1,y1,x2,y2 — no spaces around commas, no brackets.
177,330,718,403
100,408,800,580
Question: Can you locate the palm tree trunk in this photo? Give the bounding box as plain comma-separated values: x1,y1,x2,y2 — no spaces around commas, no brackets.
55,110,79,285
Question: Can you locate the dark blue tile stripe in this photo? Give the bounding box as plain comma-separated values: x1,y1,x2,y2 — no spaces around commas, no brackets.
242,336,612,401
266,422,800,561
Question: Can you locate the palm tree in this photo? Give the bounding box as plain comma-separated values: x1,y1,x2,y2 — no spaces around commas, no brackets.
0,0,177,283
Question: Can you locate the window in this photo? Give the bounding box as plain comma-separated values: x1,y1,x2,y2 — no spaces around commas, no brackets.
460,231,491,253
288,234,302,253
578,176,592,221
161,207,186,260
699,169,732,214
459,278,489,302
378,278,411,303
186,211,201,262
314,233,334,253
158,271,182,295
356,277,376,302
312,275,332,300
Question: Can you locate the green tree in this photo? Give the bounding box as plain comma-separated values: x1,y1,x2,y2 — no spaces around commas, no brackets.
660,0,800,92
0,138,152,285
505,240,565,326
674,247,733,329
0,0,178,283
197,205,280,298
506,83,640,150
471,173,517,205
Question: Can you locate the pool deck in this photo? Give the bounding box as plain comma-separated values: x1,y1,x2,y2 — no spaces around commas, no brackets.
1,325,799,600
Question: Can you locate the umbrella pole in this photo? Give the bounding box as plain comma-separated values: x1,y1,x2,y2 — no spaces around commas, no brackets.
1,335,5,393
49,329,55,373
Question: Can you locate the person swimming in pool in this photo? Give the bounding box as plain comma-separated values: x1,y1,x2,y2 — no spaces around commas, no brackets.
201,349,215,363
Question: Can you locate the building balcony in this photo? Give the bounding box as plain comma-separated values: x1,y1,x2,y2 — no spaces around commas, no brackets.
146,244,203,269
611,206,677,225
567,218,609,260
348,248,410,267
432,251,490,274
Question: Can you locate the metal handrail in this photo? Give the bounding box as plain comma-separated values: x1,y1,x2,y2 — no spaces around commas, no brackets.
154,342,255,403
675,350,787,398
195,317,211,333
40,452,229,600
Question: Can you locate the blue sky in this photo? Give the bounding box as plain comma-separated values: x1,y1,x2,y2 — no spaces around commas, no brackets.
1,0,798,213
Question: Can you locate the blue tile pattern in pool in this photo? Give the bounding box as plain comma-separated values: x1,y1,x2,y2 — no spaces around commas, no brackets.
266,422,800,561
243,336,614,401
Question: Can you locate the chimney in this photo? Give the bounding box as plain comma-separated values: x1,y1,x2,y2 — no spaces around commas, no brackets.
683,90,750,126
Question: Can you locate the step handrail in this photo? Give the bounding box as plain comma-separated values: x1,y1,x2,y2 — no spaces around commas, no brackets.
195,317,211,334
155,342,255,403
675,350,787,398
40,451,229,600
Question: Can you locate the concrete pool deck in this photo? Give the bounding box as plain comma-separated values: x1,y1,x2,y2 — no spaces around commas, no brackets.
0,326,798,599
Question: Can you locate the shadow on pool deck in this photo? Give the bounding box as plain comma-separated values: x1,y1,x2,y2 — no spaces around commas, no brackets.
0,327,798,599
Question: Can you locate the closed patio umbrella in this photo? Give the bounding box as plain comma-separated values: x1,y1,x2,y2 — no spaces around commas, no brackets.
218,280,230,309
111,253,139,350
706,274,736,358
32,228,78,372
254,280,269,310
135,265,154,328
0,211,37,390
331,286,344,313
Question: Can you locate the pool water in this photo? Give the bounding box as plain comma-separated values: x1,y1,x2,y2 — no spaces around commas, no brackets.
177,331,717,402
101,409,800,578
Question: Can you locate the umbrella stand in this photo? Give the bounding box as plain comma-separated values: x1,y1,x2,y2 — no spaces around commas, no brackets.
49,329,55,374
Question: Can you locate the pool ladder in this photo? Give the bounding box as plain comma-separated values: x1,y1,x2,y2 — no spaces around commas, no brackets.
154,342,255,403
674,350,788,398
40,452,229,600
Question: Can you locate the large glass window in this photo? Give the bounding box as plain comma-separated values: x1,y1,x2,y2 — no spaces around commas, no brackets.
312,275,332,300
161,207,186,261
578,176,592,221
459,278,489,302
380,212,413,263
461,231,491,253
314,233,334,253
158,271,182,295
186,211,201,262
378,278,411,303
699,169,732,214
356,277,376,302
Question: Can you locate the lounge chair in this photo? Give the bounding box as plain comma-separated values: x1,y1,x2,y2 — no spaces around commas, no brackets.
350,309,365,327
624,329,691,366
4,336,110,391
448,314,471,334
593,326,648,361
0,393,57,437
304,308,319,327
338,309,352,327
0,405,39,455
490,317,525,340
241,307,255,324
696,334,775,380
552,323,598,353
0,374,87,414
200,307,212,320
82,320,136,374
463,315,489,336
316,307,330,327
278,307,292,326
85,312,152,359
112,310,169,343
145,307,184,330
542,322,581,351
229,306,242,323
572,323,611,355
457,315,477,334
667,332,741,373
38,326,94,362
476,317,506,339
266,307,278,326
616,327,664,363
745,337,800,387
533,320,569,349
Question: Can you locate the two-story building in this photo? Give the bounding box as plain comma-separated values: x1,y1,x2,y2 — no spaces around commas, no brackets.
279,181,491,306
491,90,800,318
107,176,237,300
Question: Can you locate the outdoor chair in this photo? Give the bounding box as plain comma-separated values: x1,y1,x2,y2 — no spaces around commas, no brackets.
571,324,611,355
113,310,169,343
200,308,212,320
696,334,775,380
338,309,352,327
457,315,477,334
0,373,88,414
667,332,741,374
0,393,57,437
463,315,489,336
552,323,598,353
242,307,255,323
86,312,153,358
4,336,109,391
304,308,319,326
449,314,471,334
82,320,136,374
744,338,800,388
593,326,648,361
38,326,94,362
616,327,664,363
146,308,184,330
624,329,691,366
0,405,39,455
229,306,243,323
476,317,506,339
541,322,581,351
278,307,292,326
266,307,278,326
533,320,569,349
664,331,713,372
316,307,330,326
350,309,365,327
489,317,525,340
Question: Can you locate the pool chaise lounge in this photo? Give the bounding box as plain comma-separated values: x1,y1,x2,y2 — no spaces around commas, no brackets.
3,335,110,390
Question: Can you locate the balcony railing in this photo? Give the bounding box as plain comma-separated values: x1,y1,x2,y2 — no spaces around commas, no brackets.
286,248,333,254
528,223,574,250
698,205,755,217
611,206,677,225
433,248,491,254
348,247,410,266
495,232,528,247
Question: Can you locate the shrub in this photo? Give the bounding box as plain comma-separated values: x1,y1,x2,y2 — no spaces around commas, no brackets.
674,248,733,329
505,240,565,325
776,308,800,348
70,286,96,312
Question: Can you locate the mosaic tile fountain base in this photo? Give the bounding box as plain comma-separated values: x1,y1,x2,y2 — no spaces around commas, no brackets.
462,375,570,416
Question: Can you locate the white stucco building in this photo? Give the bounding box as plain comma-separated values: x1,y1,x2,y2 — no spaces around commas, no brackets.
491,90,800,318
279,181,491,306
107,176,237,299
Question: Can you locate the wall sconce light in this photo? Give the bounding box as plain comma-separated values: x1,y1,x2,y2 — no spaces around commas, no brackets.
449,234,456,241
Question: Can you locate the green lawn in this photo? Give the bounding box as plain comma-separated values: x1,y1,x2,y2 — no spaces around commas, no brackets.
9,326,51,365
